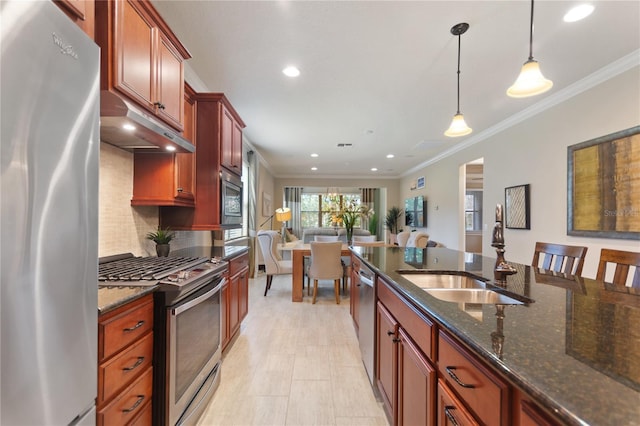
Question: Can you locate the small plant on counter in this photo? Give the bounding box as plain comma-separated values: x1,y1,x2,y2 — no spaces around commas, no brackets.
146,227,175,245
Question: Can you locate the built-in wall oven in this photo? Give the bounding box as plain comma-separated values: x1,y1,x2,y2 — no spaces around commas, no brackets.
220,169,243,227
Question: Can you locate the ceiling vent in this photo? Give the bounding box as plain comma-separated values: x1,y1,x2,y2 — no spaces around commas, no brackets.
337,143,353,148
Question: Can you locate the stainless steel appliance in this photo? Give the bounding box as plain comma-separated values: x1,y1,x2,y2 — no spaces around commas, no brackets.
221,169,243,227
0,1,100,424
358,262,376,386
99,255,228,425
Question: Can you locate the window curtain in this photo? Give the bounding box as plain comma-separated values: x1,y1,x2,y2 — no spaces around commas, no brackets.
360,188,378,233
284,187,303,238
246,149,259,277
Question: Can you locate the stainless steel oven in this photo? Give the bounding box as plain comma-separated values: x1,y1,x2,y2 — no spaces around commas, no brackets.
221,169,243,227
154,261,228,426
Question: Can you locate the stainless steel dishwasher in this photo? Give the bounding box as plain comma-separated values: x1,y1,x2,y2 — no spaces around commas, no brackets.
357,262,376,386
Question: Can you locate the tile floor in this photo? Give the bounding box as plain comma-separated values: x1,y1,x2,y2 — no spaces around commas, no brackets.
196,273,389,426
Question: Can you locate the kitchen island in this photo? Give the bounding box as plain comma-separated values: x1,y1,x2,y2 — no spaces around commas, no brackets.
352,246,639,425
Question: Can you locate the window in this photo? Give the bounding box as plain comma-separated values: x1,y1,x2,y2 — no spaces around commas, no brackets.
300,192,362,228
465,191,483,231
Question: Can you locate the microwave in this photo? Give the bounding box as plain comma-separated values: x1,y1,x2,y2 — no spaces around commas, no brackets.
220,170,243,227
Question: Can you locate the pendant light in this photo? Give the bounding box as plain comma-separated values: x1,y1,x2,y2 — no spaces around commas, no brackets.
445,23,472,138
507,0,553,98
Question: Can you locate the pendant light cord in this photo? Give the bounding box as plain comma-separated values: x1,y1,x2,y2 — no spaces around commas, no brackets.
528,0,535,61
456,33,461,114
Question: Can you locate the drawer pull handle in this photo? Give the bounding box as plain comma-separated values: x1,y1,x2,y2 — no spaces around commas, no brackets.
122,395,145,413
123,320,145,333
445,366,475,388
387,330,395,336
123,356,145,371
444,406,460,426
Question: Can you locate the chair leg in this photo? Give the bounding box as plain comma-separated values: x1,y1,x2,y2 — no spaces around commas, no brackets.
264,274,273,296
334,279,340,304
312,279,318,304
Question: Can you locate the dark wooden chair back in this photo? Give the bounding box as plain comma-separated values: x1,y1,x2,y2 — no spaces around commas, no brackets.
596,248,640,288
532,242,588,275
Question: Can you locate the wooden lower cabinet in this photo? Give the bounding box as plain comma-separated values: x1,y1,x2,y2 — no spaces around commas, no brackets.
398,328,436,426
437,379,479,426
350,254,361,331
376,302,399,423
98,294,154,426
222,252,249,351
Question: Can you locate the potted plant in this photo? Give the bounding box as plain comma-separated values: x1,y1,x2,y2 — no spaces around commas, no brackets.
385,206,403,245
146,227,175,257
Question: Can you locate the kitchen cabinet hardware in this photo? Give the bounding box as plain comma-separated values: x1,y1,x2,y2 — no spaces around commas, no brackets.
122,395,145,413
387,330,395,336
123,320,145,332
392,337,401,343
444,406,461,426
123,356,145,371
446,366,476,388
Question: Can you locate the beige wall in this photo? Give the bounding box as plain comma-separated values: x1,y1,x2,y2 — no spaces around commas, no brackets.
399,67,640,279
98,143,210,257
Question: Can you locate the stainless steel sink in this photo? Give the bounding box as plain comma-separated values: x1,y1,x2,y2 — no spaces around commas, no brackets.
424,288,524,305
397,272,486,289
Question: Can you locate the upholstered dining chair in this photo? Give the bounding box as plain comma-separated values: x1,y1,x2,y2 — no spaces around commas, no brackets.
596,248,640,288
257,230,292,296
396,231,411,247
531,242,588,276
307,242,344,304
314,235,340,242
406,232,429,248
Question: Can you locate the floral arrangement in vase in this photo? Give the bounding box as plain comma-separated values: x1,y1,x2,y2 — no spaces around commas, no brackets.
330,201,372,243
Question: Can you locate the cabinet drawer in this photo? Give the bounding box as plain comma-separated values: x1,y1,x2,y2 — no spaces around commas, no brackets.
128,400,153,426
229,252,249,276
98,332,153,404
97,367,153,426
437,379,479,426
438,331,509,426
378,277,434,361
99,296,154,361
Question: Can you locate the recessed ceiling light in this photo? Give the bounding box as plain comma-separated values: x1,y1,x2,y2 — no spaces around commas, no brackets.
122,123,136,131
386,154,394,159
282,66,300,77
563,4,594,22
165,146,176,152
311,167,317,171
310,153,318,157
371,167,378,172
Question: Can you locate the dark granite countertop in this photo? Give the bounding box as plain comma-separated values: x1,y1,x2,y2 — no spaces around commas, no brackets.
352,246,640,426
97,246,249,314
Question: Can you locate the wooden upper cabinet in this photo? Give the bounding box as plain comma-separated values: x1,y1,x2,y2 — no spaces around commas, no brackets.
55,0,95,39
131,83,196,207
96,0,191,131
221,104,244,175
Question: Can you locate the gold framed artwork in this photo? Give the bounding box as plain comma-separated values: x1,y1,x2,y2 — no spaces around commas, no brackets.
567,126,640,240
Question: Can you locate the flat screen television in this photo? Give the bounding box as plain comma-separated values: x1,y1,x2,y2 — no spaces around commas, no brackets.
405,195,426,227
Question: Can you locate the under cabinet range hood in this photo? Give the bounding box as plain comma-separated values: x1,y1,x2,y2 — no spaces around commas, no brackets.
100,90,195,153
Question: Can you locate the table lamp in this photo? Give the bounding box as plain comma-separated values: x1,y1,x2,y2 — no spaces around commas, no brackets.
275,207,292,243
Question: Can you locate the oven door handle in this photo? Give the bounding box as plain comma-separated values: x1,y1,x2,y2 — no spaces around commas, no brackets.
172,277,226,316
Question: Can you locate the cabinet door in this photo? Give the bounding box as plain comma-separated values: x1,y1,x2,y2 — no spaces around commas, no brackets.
238,267,249,322
221,281,229,351
175,87,196,201
114,0,155,110
232,120,243,171
437,380,479,426
221,106,235,172
398,328,436,426
376,302,398,424
156,31,184,131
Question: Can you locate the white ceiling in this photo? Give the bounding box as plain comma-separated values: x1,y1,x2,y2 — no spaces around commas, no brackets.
152,1,639,179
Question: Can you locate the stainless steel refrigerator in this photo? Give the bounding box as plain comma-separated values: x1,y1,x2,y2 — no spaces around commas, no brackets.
1,1,99,424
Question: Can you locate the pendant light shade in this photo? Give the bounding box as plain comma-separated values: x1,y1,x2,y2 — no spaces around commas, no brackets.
444,23,472,138
507,0,553,98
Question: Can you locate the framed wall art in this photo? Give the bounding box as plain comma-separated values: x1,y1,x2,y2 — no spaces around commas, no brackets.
262,192,272,217
505,184,530,229
567,126,640,240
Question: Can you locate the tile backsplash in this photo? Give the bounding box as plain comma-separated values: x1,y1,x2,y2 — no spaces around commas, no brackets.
99,143,210,257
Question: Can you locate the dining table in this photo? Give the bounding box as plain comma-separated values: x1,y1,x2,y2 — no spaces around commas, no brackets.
281,241,390,302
